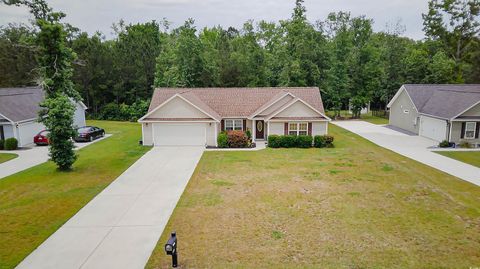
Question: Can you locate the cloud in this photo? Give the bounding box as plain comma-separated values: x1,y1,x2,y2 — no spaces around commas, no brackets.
0,0,428,39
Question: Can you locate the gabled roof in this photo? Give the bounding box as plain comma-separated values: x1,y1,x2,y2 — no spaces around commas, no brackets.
0,87,87,123
388,84,480,120
0,87,44,123
146,87,326,120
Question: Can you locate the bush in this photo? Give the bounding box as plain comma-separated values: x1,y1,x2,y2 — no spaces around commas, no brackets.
217,132,228,148
246,129,252,140
280,135,296,148
314,135,335,148
0,139,4,150
4,137,18,150
296,135,313,148
268,135,281,148
459,141,473,148
227,130,249,148
439,140,451,148
97,100,150,122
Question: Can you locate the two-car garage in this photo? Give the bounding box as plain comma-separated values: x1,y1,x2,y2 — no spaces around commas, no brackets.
419,115,448,142
152,123,207,146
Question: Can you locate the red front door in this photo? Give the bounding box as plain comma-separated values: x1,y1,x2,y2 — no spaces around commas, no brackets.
255,120,265,139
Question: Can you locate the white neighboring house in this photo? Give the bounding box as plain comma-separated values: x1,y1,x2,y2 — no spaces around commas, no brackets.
0,87,87,147
387,84,480,145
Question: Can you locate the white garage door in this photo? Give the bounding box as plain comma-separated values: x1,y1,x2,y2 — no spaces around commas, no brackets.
153,123,206,146
419,116,447,142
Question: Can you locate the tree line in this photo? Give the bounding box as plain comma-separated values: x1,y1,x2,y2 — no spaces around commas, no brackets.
1,0,479,119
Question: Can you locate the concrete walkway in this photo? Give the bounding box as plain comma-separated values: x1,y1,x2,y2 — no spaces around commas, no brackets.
0,135,111,179
16,146,204,269
333,121,480,187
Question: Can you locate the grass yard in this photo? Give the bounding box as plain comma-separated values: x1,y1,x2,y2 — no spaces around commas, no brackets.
0,153,17,164
0,120,150,269
147,125,480,269
435,151,480,168
326,110,389,125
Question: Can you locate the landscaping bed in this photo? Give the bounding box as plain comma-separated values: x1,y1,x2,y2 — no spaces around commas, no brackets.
147,124,480,268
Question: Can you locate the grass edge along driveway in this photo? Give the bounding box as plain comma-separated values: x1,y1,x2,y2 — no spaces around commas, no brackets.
147,124,480,269
0,120,150,269
0,153,17,164
435,150,480,168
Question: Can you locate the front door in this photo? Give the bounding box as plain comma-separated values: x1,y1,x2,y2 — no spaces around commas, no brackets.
255,120,265,139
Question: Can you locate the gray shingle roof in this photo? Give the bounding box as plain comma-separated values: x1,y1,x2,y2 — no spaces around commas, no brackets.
0,87,44,123
403,84,480,119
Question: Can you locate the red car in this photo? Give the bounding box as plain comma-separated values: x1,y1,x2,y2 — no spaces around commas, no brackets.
34,130,50,145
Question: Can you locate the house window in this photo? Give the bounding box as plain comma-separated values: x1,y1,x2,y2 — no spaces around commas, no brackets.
225,119,243,131
289,122,308,136
465,122,476,139
403,109,409,114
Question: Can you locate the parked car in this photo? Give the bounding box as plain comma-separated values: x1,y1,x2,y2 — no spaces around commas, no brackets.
74,126,105,142
34,130,50,145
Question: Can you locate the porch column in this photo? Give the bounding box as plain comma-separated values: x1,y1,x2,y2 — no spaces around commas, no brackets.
252,119,256,142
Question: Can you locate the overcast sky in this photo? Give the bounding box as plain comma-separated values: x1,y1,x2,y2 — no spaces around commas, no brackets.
0,0,428,40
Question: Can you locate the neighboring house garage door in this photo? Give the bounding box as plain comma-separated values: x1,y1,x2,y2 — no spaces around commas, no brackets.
153,123,206,146
419,115,447,142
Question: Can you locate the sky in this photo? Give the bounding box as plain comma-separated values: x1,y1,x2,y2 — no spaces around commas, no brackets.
0,0,428,40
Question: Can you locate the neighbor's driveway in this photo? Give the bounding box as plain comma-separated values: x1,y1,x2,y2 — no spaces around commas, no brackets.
0,135,111,180
333,121,480,187
16,146,204,269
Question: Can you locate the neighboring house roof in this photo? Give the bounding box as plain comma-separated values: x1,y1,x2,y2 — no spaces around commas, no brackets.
0,87,44,123
388,84,480,120
0,87,87,123
145,87,327,120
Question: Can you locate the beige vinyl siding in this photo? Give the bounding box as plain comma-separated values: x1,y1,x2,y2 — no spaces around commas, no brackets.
142,123,153,146
389,89,419,134
206,122,216,146
458,102,480,117
258,95,294,116
312,122,328,136
276,101,319,118
269,122,285,135
149,96,209,119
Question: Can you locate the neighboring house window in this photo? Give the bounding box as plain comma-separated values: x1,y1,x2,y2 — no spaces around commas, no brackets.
289,122,307,136
225,119,243,131
465,122,476,139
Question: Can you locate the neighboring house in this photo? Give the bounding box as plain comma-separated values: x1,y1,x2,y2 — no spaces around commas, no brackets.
0,87,87,147
139,87,330,147
387,84,480,145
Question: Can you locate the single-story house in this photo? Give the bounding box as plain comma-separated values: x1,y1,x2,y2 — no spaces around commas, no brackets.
387,84,480,145
139,87,330,147
0,87,87,147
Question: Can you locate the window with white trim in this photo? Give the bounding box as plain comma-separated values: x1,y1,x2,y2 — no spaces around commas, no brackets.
225,119,243,131
288,122,308,136
465,122,476,139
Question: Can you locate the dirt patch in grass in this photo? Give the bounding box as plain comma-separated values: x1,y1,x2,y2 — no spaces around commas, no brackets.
147,125,480,268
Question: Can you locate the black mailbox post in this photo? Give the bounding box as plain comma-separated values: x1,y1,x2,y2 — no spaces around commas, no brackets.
165,232,178,267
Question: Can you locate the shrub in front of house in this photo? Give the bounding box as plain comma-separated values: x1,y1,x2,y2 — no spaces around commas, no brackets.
296,135,313,148
459,141,473,148
280,135,297,148
268,135,281,148
227,130,249,148
0,139,4,150
217,132,228,148
4,138,18,150
314,135,334,148
439,140,451,148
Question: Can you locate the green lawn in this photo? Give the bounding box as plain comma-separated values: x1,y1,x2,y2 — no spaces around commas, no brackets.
147,124,480,269
0,120,150,269
435,151,480,168
326,110,389,125
0,153,17,164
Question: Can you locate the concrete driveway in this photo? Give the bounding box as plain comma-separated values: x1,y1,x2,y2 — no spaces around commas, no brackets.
333,121,480,187
16,146,204,269
0,135,110,179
